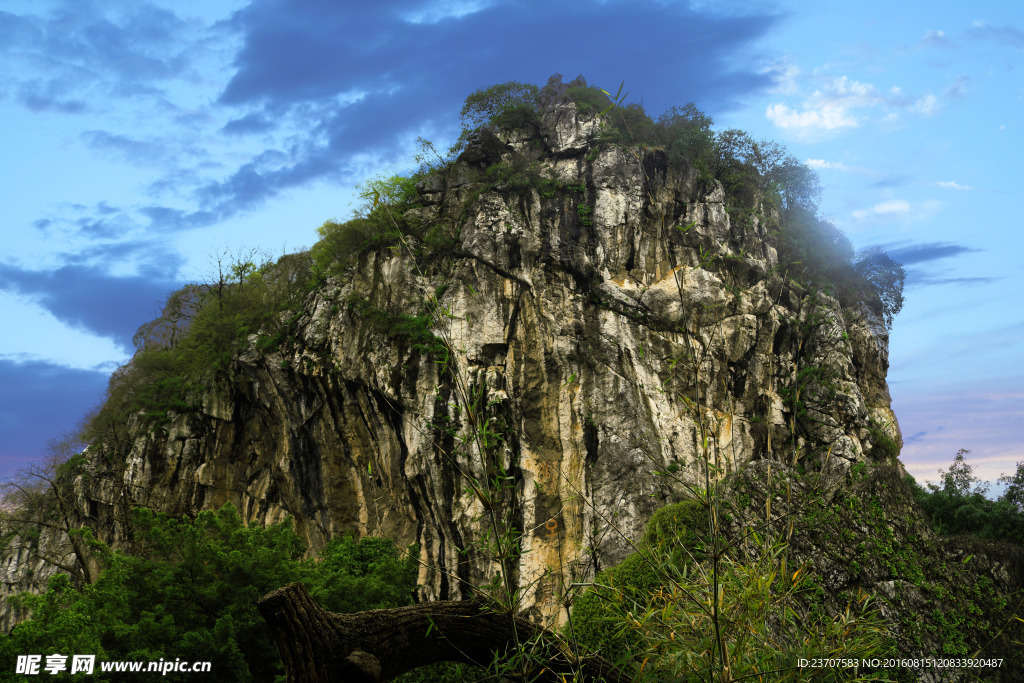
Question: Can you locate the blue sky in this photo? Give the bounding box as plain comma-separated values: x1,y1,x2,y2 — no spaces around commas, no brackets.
1,0,1021,494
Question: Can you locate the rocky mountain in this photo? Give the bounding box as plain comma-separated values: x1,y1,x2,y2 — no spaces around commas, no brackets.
2,78,1020,679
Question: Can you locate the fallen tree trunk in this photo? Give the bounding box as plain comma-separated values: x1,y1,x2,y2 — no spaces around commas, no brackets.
258,582,634,682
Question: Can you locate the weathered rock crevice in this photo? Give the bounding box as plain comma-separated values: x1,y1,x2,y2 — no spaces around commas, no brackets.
5,101,1013,676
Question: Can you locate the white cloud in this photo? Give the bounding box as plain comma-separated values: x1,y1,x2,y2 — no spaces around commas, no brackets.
765,102,858,133
805,158,874,174
401,0,494,24
765,76,883,137
936,181,974,190
852,199,911,220
763,61,800,95
766,73,951,137
920,29,952,48
914,94,939,116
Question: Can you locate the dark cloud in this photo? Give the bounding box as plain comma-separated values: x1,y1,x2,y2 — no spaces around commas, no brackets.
0,258,183,350
188,0,781,215
885,242,982,265
8,1,785,228
865,242,996,289
55,240,186,281
221,112,275,136
0,360,109,480
32,201,216,241
33,202,138,240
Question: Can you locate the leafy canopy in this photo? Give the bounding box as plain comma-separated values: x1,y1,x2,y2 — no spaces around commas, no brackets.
908,449,1024,545
1,503,419,683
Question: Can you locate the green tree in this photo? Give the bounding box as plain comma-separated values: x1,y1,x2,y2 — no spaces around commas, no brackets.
854,247,906,330
451,80,540,156
997,461,1024,512
909,450,1024,545
772,155,822,211
0,503,420,682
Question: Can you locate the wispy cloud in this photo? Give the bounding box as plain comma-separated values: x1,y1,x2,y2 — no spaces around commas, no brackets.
905,272,1001,287
884,241,982,265
935,180,974,190
918,21,1024,51
762,60,800,95
849,199,942,224
967,21,1024,49
0,3,203,115
852,199,911,219
765,70,967,137
193,0,784,217
920,29,953,49
895,378,1024,486
399,0,496,25
805,158,875,175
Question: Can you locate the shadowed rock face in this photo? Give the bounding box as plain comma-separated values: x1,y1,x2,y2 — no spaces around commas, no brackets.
1,102,902,632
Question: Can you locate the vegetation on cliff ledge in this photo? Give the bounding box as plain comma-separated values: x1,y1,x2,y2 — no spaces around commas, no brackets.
3,74,1021,683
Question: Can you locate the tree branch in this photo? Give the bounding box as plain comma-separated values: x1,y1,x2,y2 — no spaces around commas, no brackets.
258,582,634,682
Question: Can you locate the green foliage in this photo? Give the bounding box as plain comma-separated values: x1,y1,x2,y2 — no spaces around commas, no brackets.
997,460,1024,513
569,502,708,670
459,81,540,130
311,173,427,275
854,247,906,330
394,662,484,683
347,295,444,354
0,503,420,682
312,216,402,273
563,84,614,115
596,102,656,145
567,500,891,680
866,419,900,461
452,81,540,156
83,250,315,446
307,533,420,614
909,450,1024,545
3,574,107,679
655,103,717,181
482,155,560,199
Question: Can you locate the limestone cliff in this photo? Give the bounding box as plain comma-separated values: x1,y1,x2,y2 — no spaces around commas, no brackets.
2,94,1020,678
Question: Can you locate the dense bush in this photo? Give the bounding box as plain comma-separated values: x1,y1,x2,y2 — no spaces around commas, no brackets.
566,499,891,680
909,450,1024,545
312,173,426,275
0,503,419,682
569,500,709,670
83,252,314,447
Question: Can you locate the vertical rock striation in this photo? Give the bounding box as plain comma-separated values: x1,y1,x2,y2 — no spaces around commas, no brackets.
6,96,1015,676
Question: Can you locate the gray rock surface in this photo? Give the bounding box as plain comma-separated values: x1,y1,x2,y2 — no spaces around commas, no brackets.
2,101,1018,678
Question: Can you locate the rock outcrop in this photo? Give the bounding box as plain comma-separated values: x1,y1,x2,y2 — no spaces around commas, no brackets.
2,97,1019,678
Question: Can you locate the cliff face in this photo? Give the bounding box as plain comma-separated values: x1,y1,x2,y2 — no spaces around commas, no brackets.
4,99,1017,670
